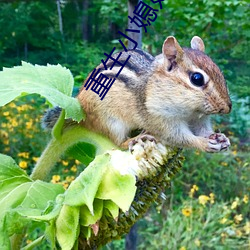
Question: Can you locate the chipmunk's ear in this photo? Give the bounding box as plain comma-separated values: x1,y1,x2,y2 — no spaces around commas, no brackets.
162,36,184,64
191,36,205,52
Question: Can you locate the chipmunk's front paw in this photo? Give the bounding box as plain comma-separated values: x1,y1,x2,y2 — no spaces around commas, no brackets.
206,133,230,152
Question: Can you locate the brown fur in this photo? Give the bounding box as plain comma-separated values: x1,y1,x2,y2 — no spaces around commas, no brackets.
77,36,232,152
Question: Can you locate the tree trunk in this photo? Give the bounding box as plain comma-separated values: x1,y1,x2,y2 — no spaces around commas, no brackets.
125,224,137,250
128,0,142,49
56,0,63,36
82,0,89,41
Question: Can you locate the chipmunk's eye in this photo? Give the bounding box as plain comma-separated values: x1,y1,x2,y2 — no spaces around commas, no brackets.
190,72,204,87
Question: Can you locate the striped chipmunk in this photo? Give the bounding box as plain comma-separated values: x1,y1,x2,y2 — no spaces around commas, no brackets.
43,36,232,153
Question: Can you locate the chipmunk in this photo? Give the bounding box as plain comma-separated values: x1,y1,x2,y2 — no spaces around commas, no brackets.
43,36,232,153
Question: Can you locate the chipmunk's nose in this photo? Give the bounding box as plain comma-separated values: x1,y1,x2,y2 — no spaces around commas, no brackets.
219,101,232,114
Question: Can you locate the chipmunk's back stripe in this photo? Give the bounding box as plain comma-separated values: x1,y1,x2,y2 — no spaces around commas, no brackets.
97,49,154,75
97,60,140,75
104,72,132,86
133,48,154,63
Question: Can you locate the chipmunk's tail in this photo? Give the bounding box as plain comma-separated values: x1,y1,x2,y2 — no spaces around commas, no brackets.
41,106,62,130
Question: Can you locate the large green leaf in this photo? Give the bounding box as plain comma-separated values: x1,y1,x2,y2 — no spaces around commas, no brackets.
0,176,31,201
20,181,64,213
56,205,80,250
96,167,136,212
63,154,110,213
103,200,119,219
65,142,96,165
0,154,65,248
79,199,103,227
0,62,85,121
0,154,30,181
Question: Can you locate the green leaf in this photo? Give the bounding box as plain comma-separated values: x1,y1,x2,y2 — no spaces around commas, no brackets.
0,176,32,201
65,142,96,165
0,154,30,181
1,181,64,240
80,226,92,240
3,210,31,238
96,167,136,212
0,231,10,250
103,200,119,219
56,205,80,250
0,154,65,243
20,181,64,213
0,182,32,218
27,199,63,222
0,182,33,247
45,220,56,249
0,62,85,122
64,154,111,213
80,199,103,227
52,108,65,139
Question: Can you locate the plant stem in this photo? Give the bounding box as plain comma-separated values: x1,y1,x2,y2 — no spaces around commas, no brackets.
30,126,118,181
10,232,25,250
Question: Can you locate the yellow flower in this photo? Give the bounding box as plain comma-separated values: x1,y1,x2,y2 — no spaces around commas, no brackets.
9,102,16,108
194,238,201,247
63,182,69,189
4,147,10,152
32,157,39,162
71,165,77,172
3,138,9,145
0,130,8,138
198,195,210,206
19,161,28,169
221,162,228,167
17,105,31,112
51,175,61,183
189,184,199,197
3,111,9,116
236,229,243,237
234,214,243,224
244,221,250,234
66,176,75,182
18,152,30,159
182,207,192,217
243,195,248,204
209,193,215,204
26,121,33,129
11,120,18,127
231,198,240,209
220,217,228,224
179,247,186,250
232,150,237,156
221,232,227,238
62,160,69,166
75,159,81,165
